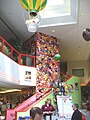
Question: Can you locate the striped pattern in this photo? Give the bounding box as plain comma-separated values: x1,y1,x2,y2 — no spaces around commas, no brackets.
20,0,47,12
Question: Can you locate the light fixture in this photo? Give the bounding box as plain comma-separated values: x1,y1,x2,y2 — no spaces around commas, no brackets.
52,29,55,32
80,13,84,16
20,0,47,32
0,89,21,93
25,13,41,32
26,21,38,33
47,0,64,6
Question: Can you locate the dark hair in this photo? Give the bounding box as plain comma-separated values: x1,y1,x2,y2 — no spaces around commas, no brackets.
46,98,52,105
47,98,51,101
73,103,79,109
30,107,43,119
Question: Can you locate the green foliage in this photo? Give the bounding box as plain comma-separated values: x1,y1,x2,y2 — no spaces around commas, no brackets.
0,42,10,56
7,39,22,53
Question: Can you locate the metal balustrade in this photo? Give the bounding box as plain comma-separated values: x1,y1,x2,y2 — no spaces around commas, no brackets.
0,36,35,67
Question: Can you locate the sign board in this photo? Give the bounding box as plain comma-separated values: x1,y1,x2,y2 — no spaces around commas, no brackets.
57,95,73,119
19,65,36,86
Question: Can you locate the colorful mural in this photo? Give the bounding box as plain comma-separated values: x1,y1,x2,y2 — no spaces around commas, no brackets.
34,32,60,96
22,32,60,96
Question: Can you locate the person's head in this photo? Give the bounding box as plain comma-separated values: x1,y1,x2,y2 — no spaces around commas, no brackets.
72,103,79,111
30,107,43,120
46,98,51,105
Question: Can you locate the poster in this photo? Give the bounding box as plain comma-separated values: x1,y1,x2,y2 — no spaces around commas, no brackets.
19,66,36,86
25,71,31,81
57,95,73,119
75,82,79,90
68,84,74,92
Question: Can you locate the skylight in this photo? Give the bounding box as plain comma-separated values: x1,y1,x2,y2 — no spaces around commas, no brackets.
39,0,78,27
47,0,64,6
39,0,70,19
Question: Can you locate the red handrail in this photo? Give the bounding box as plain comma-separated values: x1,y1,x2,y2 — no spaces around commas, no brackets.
0,36,35,67
60,71,73,81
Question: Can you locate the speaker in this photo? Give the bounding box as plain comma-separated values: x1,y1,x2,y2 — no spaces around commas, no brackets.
82,28,90,41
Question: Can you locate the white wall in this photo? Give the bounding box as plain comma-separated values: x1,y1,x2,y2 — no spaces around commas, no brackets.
67,60,89,84
0,52,36,86
0,52,19,84
87,59,90,78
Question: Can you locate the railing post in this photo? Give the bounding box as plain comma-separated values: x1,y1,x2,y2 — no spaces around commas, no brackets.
18,54,21,65
34,56,36,67
10,48,13,59
1,39,4,53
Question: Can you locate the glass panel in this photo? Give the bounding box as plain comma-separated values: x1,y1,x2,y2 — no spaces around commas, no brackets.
39,0,77,27
21,55,34,66
40,0,70,18
21,56,26,65
12,50,19,63
72,69,84,77
3,43,11,57
26,56,34,66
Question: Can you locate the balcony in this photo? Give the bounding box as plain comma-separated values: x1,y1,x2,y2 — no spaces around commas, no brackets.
0,36,35,67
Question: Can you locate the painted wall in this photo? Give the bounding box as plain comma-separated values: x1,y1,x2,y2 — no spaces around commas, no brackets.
0,52,19,84
67,60,89,84
67,60,89,77
60,62,67,73
87,60,90,78
0,52,36,86
66,76,82,108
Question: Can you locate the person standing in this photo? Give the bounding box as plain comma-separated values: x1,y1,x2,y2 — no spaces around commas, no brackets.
71,103,82,120
42,98,55,120
84,101,90,120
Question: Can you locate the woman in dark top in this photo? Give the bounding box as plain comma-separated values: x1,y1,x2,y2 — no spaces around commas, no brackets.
42,98,55,120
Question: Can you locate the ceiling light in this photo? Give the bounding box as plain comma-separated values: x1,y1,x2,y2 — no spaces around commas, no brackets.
47,0,64,6
52,29,55,32
0,89,21,93
25,13,41,32
81,13,84,16
26,22,38,33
